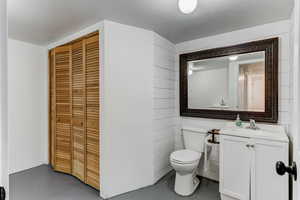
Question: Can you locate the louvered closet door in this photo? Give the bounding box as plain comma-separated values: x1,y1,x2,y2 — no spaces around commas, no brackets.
85,35,100,189
71,41,86,181
54,45,72,173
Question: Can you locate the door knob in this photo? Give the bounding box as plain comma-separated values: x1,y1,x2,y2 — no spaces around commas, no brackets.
276,161,297,181
0,187,6,200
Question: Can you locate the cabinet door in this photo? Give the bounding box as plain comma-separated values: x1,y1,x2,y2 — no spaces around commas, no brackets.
71,40,86,181
252,139,288,200
220,135,251,200
54,45,72,173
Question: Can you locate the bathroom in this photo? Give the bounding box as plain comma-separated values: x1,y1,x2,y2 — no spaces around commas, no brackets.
0,0,299,200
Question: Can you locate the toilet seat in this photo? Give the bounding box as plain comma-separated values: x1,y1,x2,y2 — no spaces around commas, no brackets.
170,149,201,164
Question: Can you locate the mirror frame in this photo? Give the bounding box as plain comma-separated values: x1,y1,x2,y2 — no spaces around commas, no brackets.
180,38,279,123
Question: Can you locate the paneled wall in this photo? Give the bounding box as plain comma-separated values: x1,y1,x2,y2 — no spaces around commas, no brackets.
289,6,297,144
152,33,176,182
100,21,154,198
100,22,178,197
174,20,292,179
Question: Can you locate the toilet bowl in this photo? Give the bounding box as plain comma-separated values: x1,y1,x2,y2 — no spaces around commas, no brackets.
170,129,207,196
170,149,202,196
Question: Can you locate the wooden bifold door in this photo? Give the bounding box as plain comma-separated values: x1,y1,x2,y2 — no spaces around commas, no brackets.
49,32,100,190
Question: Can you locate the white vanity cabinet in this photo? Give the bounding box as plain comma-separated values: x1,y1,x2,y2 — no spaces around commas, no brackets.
220,134,289,200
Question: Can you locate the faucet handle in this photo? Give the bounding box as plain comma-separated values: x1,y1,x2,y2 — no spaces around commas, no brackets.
248,119,259,130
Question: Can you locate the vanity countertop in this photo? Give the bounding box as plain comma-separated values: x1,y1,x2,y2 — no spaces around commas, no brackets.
182,122,289,143
220,122,289,143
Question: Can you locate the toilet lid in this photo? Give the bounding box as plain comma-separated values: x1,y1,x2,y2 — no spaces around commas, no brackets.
170,149,201,164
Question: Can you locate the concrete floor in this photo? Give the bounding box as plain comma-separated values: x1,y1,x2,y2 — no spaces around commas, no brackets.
10,165,220,200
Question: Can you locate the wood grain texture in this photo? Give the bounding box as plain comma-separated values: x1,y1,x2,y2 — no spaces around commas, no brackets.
49,50,55,167
54,45,72,173
85,35,100,189
49,32,99,190
71,40,86,181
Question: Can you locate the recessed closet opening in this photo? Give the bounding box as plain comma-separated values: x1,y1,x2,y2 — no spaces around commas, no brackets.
48,31,100,190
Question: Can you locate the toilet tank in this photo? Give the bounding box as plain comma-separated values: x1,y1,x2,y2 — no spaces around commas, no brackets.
182,129,207,153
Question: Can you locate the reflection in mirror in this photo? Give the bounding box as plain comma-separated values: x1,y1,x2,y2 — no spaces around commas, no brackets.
188,51,265,112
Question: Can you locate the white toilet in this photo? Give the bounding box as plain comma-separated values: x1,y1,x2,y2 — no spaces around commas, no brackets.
170,130,206,196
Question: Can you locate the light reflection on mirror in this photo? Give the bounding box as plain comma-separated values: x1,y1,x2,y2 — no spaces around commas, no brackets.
187,51,265,112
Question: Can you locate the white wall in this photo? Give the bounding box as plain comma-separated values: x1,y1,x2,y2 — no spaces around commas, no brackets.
46,20,177,198
290,1,300,200
0,0,9,193
175,20,292,179
100,21,154,198
8,39,47,174
152,33,176,182
289,8,296,143
188,67,228,108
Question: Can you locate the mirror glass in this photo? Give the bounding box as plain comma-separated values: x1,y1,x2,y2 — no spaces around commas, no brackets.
188,51,265,112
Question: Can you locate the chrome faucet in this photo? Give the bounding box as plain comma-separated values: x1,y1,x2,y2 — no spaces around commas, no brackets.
248,119,259,130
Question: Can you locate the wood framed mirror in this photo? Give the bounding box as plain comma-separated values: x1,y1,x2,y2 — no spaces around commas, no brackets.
180,38,278,123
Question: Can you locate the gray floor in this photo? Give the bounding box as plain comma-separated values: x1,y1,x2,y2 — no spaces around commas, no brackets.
10,165,220,200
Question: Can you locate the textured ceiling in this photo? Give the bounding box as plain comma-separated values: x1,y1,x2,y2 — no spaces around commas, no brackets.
8,0,293,45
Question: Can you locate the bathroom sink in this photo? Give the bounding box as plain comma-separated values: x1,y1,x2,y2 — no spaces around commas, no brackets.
220,122,289,142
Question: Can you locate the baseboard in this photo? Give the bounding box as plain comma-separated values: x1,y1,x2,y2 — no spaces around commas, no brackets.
196,175,219,183
153,166,172,183
9,163,47,175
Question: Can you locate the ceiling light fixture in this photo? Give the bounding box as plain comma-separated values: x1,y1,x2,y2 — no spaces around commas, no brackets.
178,0,198,14
229,55,238,61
